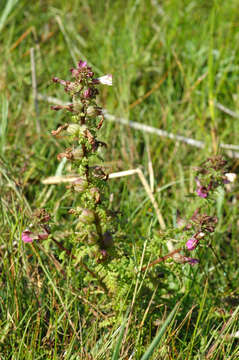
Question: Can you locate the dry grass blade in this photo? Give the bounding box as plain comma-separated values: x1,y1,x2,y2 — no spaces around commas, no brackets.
36,94,239,157
146,141,154,192
10,26,33,51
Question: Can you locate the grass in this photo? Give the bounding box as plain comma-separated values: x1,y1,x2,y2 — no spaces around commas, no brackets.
1,0,239,358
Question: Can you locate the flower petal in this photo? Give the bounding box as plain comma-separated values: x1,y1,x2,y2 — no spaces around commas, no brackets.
94,74,112,86
196,187,208,198
22,230,34,243
186,237,199,251
224,173,237,183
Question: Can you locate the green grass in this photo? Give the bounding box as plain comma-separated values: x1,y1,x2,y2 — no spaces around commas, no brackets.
1,0,239,358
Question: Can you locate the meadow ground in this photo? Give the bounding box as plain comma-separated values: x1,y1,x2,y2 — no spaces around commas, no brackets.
1,0,239,358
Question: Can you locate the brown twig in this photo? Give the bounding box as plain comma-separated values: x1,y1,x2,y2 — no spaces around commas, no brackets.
141,248,182,272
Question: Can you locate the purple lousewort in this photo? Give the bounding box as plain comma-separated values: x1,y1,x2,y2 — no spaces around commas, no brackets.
195,177,209,198
83,88,92,98
22,229,34,243
196,187,208,198
186,237,199,251
186,231,206,250
51,59,113,256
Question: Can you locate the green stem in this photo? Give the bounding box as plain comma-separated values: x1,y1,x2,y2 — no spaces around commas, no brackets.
208,243,232,288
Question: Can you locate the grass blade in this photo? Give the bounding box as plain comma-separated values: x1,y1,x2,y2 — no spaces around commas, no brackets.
0,0,19,32
111,308,130,360
140,301,180,360
0,95,8,155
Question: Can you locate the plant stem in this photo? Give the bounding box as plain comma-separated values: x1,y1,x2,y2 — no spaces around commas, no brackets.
208,243,232,288
141,248,182,272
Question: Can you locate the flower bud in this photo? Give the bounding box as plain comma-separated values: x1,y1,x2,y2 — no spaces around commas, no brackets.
86,106,102,117
67,124,81,135
67,124,87,136
90,187,101,203
72,147,84,159
197,232,205,239
72,101,83,112
73,178,88,192
102,231,113,248
83,88,92,99
183,256,199,266
78,209,95,224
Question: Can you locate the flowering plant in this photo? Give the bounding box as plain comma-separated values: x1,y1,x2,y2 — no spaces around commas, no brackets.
21,60,236,304
183,155,236,262
50,60,114,262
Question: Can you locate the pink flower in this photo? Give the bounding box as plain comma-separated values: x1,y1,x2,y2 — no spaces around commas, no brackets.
186,232,205,251
196,187,208,198
195,177,209,198
186,237,199,251
70,60,94,79
78,60,87,69
83,88,92,98
22,229,34,243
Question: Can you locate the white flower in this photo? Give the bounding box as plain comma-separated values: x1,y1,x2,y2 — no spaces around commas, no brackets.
225,173,237,183
197,232,206,239
97,74,112,86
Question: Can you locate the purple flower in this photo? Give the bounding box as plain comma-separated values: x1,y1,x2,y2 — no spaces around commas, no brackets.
184,257,199,266
186,237,199,251
83,88,92,98
52,77,77,93
22,229,34,243
195,177,209,198
196,187,208,198
52,77,67,86
78,60,87,69
70,60,94,79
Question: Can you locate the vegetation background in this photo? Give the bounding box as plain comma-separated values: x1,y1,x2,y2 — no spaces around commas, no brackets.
0,0,239,358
